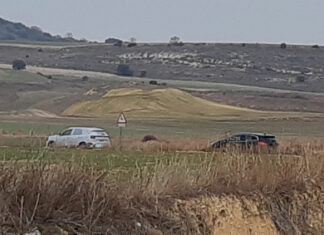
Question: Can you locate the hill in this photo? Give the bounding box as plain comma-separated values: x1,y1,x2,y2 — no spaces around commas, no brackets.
62,88,316,120
0,42,323,93
0,17,76,42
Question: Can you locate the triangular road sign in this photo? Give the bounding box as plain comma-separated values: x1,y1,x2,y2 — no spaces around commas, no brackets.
117,112,127,126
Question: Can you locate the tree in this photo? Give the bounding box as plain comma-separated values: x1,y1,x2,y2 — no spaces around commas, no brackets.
30,26,42,32
65,32,73,38
280,43,287,49
149,80,158,85
105,38,123,47
12,59,26,70
169,36,184,46
170,36,180,44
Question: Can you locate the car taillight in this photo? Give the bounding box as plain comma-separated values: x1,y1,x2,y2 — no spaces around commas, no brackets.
258,141,266,146
90,136,95,139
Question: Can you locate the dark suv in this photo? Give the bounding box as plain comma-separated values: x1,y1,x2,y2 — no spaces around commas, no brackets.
211,132,278,149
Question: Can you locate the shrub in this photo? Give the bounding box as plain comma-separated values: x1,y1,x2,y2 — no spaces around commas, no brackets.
296,76,305,82
140,71,147,77
169,36,184,46
12,59,26,70
280,43,287,49
82,76,89,81
149,80,158,85
116,64,133,76
142,135,157,142
127,43,137,47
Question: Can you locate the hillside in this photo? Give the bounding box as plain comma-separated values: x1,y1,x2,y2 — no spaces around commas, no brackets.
0,17,75,42
63,88,317,120
0,42,323,92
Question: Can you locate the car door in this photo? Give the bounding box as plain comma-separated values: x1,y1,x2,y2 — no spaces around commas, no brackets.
71,128,83,146
58,129,73,147
228,135,240,146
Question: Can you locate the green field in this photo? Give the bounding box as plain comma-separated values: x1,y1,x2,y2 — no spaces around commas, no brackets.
0,119,323,137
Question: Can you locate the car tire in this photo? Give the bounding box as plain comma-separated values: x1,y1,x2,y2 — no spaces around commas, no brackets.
47,141,55,148
78,142,88,149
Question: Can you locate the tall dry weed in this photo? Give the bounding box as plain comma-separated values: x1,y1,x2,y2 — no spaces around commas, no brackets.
0,142,323,233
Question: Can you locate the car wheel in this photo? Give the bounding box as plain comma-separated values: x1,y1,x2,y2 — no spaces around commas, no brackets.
78,142,88,149
47,141,55,148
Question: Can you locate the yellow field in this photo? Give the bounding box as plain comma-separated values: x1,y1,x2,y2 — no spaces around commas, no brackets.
63,88,319,120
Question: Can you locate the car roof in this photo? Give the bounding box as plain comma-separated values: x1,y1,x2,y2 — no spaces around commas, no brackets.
235,132,275,137
67,127,104,131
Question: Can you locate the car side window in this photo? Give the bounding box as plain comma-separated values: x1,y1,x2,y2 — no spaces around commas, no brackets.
240,135,246,141
230,135,240,141
73,129,82,135
61,129,72,136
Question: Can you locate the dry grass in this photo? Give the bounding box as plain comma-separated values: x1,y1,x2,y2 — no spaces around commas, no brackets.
62,88,319,120
0,142,323,233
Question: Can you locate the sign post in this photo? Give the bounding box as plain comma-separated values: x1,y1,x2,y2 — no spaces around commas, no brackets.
116,112,127,150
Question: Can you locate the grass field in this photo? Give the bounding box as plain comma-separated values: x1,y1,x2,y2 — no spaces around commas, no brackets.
1,118,324,140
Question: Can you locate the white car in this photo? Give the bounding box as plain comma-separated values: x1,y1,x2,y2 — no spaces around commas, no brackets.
46,127,111,148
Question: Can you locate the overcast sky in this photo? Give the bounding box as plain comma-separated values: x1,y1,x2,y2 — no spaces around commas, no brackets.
1,0,324,44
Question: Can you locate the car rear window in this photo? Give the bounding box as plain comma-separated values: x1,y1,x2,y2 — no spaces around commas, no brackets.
91,130,108,136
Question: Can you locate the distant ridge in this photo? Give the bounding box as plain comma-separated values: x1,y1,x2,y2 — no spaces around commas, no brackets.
0,17,77,42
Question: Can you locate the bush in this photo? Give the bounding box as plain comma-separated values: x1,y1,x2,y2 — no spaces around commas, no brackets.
140,71,147,77
280,43,287,49
127,43,137,47
169,36,184,46
149,80,158,85
142,135,157,142
296,76,305,82
312,45,319,49
82,76,89,81
12,59,26,70
116,64,133,76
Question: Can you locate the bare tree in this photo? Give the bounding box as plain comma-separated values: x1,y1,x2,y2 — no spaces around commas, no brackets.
169,36,180,44
65,32,73,38
30,26,42,32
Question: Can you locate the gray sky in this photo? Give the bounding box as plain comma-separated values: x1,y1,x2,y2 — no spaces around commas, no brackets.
1,0,324,44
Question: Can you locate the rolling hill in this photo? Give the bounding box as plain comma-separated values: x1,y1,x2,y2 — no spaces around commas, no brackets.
62,88,317,120
0,17,76,42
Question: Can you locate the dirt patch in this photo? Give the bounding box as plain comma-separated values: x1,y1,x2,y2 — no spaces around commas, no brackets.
170,196,277,234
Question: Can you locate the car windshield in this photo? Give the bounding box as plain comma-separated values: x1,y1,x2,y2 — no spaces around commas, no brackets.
61,129,72,136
